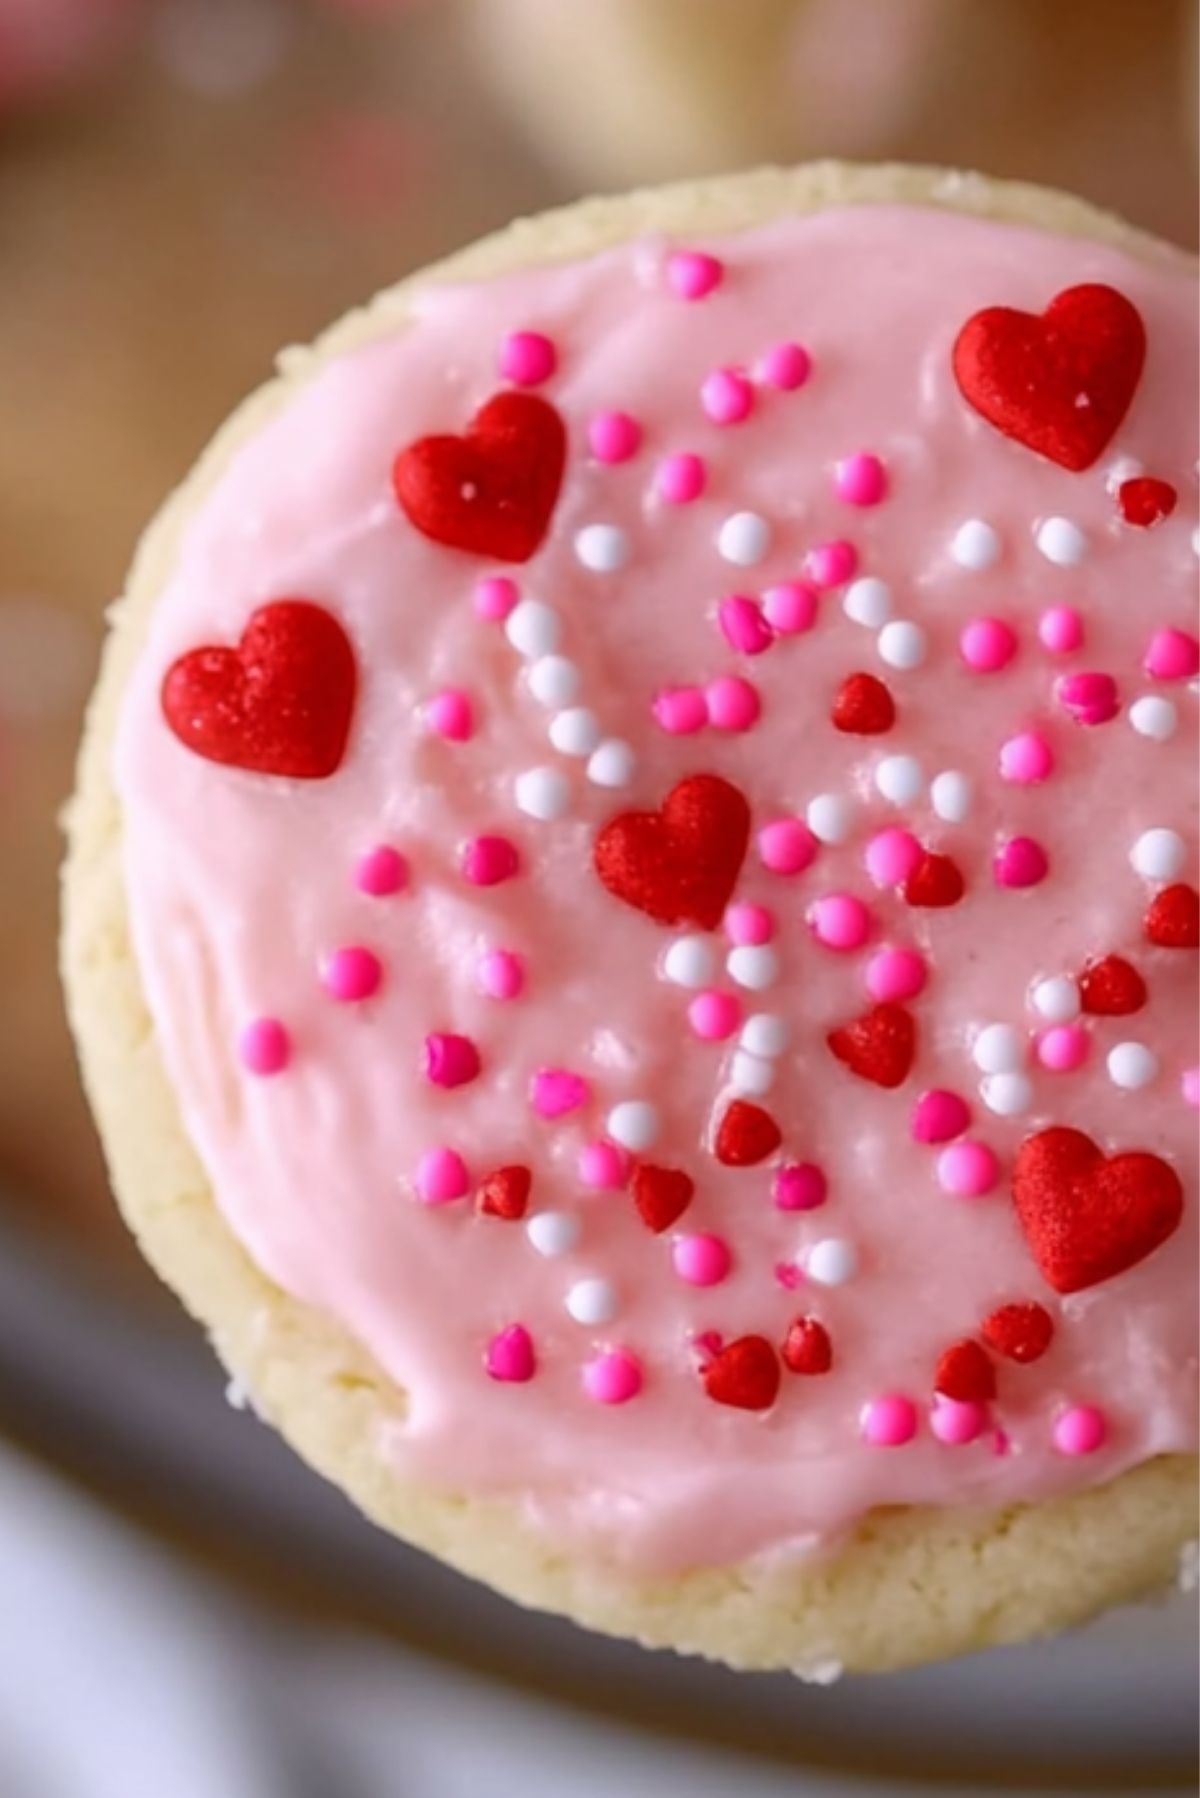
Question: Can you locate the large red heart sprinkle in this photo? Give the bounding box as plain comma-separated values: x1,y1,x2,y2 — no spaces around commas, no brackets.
477,1165,532,1220
1118,476,1177,528
952,284,1146,471
714,1100,782,1167
828,1004,916,1089
781,1316,832,1376
832,671,895,735
935,1339,995,1403
1144,883,1199,949
1012,1126,1184,1294
903,851,965,908
633,1165,694,1233
703,1334,781,1410
161,600,356,779
981,1301,1055,1364
1079,954,1147,1016
393,391,566,562
594,774,750,930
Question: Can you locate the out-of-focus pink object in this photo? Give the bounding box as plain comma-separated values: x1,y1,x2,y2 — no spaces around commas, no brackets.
0,0,143,108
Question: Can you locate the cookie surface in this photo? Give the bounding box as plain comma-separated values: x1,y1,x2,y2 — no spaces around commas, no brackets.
63,164,1198,1672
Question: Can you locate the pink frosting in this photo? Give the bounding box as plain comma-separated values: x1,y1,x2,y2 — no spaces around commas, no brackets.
114,207,1198,1573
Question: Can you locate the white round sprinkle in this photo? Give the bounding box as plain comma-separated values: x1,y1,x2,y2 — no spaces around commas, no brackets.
1192,525,1200,558
505,600,560,659
878,619,927,670
574,523,630,572
980,1072,1034,1116
739,1013,790,1058
874,754,923,806
716,510,771,567
548,706,601,757
606,1100,659,1151
527,655,580,707
1032,976,1080,1024
1130,827,1186,880
1035,516,1087,566
1107,1041,1159,1090
726,944,780,991
526,1211,580,1257
951,518,1001,570
1106,455,1143,492
843,577,893,628
663,935,715,988
1129,696,1178,742
931,770,972,823
586,739,636,788
729,1051,776,1096
565,1277,619,1326
807,1239,859,1287
514,766,569,821
806,793,854,845
972,1023,1025,1074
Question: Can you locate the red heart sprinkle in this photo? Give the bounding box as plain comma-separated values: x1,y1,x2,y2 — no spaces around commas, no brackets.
1118,476,1177,528
714,1100,782,1167
1144,884,1199,949
903,851,965,908
952,283,1146,471
981,1301,1055,1364
1012,1126,1183,1294
393,390,566,563
828,1003,916,1089
1079,954,1147,1016
477,1165,532,1220
832,671,895,735
632,1165,695,1233
781,1317,832,1376
703,1335,781,1410
935,1338,996,1403
594,774,750,930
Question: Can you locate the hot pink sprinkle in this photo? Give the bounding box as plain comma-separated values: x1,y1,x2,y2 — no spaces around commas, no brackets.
498,330,556,386
718,594,773,655
1038,606,1083,654
239,1017,291,1077
706,675,760,731
692,1330,723,1366
931,1397,988,1445
1036,1025,1090,1071
724,902,776,945
994,836,1048,889
666,249,722,299
672,1232,732,1286
804,540,858,590
354,845,408,897
472,576,518,622
424,1033,480,1088
701,366,754,424
583,1350,643,1404
809,892,872,951
416,1147,469,1204
588,410,642,463
486,1324,535,1383
999,730,1054,784
462,835,519,886
1056,670,1119,726
687,989,742,1041
773,1162,827,1211
936,1140,999,1197
912,1089,970,1144
758,818,817,876
1053,1405,1107,1455
992,1428,1012,1457
861,1394,918,1447
1144,627,1199,681
1183,1067,1200,1109
864,827,922,888
656,451,706,504
476,948,524,1000
531,1068,588,1119
653,686,708,734
322,946,382,1002
865,946,926,1003
578,1140,629,1190
756,341,811,389
425,688,473,741
762,581,818,634
960,616,1017,673
834,453,887,507
774,1260,804,1289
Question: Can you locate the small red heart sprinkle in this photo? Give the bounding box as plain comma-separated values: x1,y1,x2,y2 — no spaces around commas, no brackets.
903,852,965,908
1012,1126,1184,1294
1079,954,1147,1016
1118,476,1177,528
594,774,751,930
632,1165,695,1233
832,671,895,735
714,1100,782,1167
781,1317,832,1375
828,1003,916,1089
935,1338,996,1403
477,1165,531,1220
981,1301,1055,1364
1144,883,1199,949
703,1334,781,1410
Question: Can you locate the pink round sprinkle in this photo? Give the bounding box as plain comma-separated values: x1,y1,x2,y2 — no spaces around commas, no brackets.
931,1397,988,1446
656,451,706,504
239,1017,290,1077
476,948,524,1000
322,945,382,1002
672,1232,732,1287
486,1323,535,1383
718,594,773,655
804,540,858,590
773,1162,826,1211
578,1140,629,1190
864,828,922,889
583,1350,642,1404
705,675,760,732
1144,627,1199,681
1053,1405,1107,1455
809,892,872,951
960,616,1017,673
865,946,926,1003
994,836,1048,889
1056,670,1119,726
588,410,641,463
758,817,817,876
666,249,722,300
354,845,408,897
756,341,810,390
687,989,742,1041
936,1140,999,1197
834,453,887,507
416,1147,469,1204
999,730,1054,784
1183,1067,1200,1109
425,688,473,741
701,366,754,425
531,1068,588,1119
762,580,818,634
1037,1025,1090,1072
724,902,775,946
861,1394,918,1448
462,835,519,886
1038,606,1083,654
424,1032,480,1089
911,1089,971,1144
473,575,518,622
498,330,556,386
653,686,708,734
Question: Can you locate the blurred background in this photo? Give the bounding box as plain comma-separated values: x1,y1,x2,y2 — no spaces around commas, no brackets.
0,2,1197,1793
